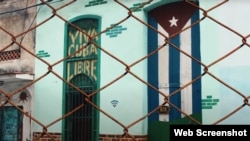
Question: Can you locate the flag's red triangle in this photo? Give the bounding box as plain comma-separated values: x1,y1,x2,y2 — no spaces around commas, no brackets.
149,1,198,36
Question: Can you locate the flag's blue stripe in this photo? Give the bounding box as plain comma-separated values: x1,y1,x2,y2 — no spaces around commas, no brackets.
169,35,181,120
191,10,202,115
147,8,201,122
147,15,159,122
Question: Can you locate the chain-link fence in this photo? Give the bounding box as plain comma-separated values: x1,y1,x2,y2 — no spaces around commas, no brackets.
0,0,250,141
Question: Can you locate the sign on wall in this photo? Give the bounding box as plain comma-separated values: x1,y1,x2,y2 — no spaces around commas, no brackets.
66,18,99,82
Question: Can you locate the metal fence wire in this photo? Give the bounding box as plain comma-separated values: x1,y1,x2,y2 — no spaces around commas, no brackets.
0,0,250,141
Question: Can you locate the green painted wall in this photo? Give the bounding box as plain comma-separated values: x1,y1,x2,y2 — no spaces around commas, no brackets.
34,0,250,137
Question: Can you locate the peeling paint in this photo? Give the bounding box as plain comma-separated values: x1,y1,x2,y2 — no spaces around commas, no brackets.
0,60,33,74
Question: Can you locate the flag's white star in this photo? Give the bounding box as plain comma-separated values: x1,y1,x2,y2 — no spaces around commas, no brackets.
169,16,178,27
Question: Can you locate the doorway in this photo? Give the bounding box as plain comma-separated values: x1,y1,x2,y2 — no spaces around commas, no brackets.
64,73,97,141
0,106,23,141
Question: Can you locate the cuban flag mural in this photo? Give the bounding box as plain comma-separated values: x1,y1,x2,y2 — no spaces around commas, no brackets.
147,1,202,123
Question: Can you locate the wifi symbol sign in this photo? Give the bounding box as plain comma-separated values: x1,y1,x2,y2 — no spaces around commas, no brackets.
111,100,119,107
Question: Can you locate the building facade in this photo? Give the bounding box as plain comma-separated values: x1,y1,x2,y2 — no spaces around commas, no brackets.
1,0,250,141
0,0,36,141
34,1,202,140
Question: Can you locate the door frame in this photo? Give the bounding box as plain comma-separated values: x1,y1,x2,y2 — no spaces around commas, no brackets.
62,15,101,141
